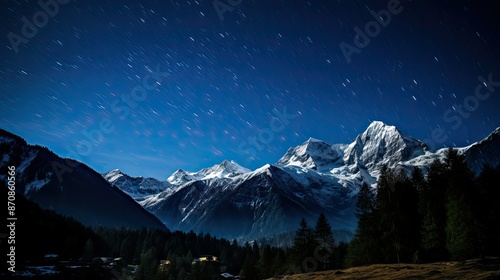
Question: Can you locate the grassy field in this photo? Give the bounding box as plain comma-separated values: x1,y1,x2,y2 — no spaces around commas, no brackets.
269,257,500,280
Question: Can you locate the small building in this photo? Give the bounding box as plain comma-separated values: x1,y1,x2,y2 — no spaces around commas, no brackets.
199,255,218,262
159,260,171,272
192,255,218,264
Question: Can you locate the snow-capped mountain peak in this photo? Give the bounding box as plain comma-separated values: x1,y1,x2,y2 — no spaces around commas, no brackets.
104,169,170,198
343,120,428,170
359,121,409,146
306,137,323,143
367,120,393,129
198,160,251,179
104,169,125,182
166,160,251,185
166,168,197,185
99,122,500,242
277,137,345,170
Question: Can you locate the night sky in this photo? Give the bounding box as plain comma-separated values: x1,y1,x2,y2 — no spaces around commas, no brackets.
1,0,499,179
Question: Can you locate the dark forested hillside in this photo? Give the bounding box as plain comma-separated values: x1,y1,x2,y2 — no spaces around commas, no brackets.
2,191,109,263
0,128,167,230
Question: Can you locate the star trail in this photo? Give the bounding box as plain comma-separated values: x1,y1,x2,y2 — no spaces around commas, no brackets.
1,0,499,179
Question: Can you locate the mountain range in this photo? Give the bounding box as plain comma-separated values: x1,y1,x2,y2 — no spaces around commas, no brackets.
103,121,500,241
2,121,499,242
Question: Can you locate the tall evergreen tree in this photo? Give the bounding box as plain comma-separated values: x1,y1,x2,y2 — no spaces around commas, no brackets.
257,245,274,279
240,252,258,280
136,247,158,280
392,169,420,263
346,182,379,266
290,218,318,272
315,213,334,247
372,166,421,263
443,148,477,260
411,167,425,193
419,158,448,261
292,218,316,251
375,165,401,263
475,164,500,256
271,249,286,276
314,213,335,270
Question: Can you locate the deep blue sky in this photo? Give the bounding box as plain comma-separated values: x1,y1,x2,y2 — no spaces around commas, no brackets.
1,0,499,179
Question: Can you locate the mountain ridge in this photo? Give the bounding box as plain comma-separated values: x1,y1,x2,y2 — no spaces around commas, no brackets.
2,120,499,242
102,121,500,241
0,128,167,230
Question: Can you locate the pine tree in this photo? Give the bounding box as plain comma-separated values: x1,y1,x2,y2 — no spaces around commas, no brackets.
411,167,425,193
370,166,422,263
420,158,448,261
475,164,500,256
346,182,378,266
392,169,420,263
444,148,477,260
315,214,334,244
293,218,316,251
375,165,400,263
257,245,273,279
252,242,260,263
290,218,318,272
271,249,286,276
314,213,335,270
136,247,158,280
413,165,429,261
240,252,258,280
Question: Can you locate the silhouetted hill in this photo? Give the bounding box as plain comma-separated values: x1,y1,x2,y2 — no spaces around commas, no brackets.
0,128,167,230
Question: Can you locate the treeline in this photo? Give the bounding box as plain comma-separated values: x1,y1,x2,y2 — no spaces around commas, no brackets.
7,187,345,279
238,213,348,279
94,227,250,279
93,213,346,280
347,148,500,266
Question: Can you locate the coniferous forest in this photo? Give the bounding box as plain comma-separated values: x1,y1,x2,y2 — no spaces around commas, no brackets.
4,148,499,279
347,148,500,266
